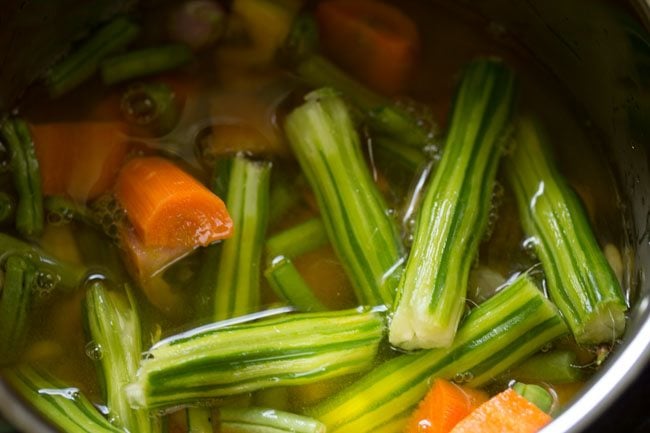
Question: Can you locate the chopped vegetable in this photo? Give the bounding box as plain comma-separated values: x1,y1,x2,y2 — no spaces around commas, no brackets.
265,217,328,263
232,0,302,64
372,136,427,173
296,55,432,149
0,192,14,226
219,407,326,433
265,256,328,312
120,82,181,136
126,308,384,410
505,116,627,344
308,274,567,433
0,232,86,292
508,350,584,384
0,256,36,364
45,17,140,97
316,0,420,95
512,383,554,414
3,366,125,433
1,118,44,238
194,159,231,315
115,156,233,249
101,44,193,85
449,388,552,433
30,121,130,202
83,281,160,433
213,156,271,320
267,175,302,227
390,59,517,350
186,408,214,433
285,89,404,306
167,0,226,51
405,378,488,433
277,13,319,66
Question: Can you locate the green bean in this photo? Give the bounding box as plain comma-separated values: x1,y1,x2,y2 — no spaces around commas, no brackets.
0,232,87,292
507,350,585,384
265,218,328,263
264,256,328,312
46,17,140,97
0,192,15,226
0,118,44,238
0,256,36,363
296,56,433,149
219,407,326,433
101,44,193,85
194,159,232,316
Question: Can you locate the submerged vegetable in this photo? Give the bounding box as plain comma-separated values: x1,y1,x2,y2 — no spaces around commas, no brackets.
449,388,552,433
285,89,404,306
0,256,36,363
405,378,488,433
45,17,140,97
213,156,271,320
101,44,193,85
390,59,517,350
1,118,44,238
0,1,635,431
309,274,567,433
126,308,384,409
83,282,160,433
316,0,420,95
218,407,326,433
3,366,125,433
31,121,131,202
505,116,627,344
115,156,233,249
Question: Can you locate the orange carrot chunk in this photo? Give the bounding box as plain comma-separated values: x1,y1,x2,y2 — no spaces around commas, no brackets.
316,0,420,96
115,156,233,249
406,378,488,433
450,388,552,433
30,122,131,202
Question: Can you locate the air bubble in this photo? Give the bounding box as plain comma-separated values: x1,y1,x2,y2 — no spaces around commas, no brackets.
453,371,474,384
32,271,61,298
85,341,104,361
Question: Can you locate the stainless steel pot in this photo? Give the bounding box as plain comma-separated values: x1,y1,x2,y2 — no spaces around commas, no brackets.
0,0,649,432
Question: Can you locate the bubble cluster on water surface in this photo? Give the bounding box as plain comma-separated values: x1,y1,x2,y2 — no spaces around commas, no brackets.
90,194,127,242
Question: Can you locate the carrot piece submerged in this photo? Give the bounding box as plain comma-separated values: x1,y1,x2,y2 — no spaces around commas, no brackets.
406,378,488,433
316,0,420,95
115,156,233,249
450,388,552,433
30,122,131,202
